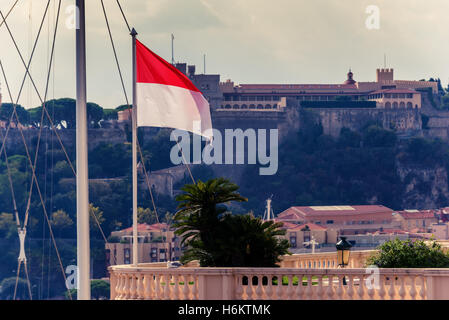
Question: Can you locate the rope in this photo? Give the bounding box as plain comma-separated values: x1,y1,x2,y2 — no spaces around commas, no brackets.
0,1,72,300
100,0,160,223
0,0,19,29
116,0,131,32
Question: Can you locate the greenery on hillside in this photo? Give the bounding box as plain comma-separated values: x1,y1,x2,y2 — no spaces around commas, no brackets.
1,98,449,297
239,112,449,214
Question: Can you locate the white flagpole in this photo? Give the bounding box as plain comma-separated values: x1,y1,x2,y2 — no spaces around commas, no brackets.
76,0,91,300
131,28,139,266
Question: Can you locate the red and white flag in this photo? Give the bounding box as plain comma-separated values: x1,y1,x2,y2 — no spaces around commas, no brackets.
136,40,213,140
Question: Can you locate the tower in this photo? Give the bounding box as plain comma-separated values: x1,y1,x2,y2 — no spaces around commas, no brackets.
344,69,356,85
376,68,394,83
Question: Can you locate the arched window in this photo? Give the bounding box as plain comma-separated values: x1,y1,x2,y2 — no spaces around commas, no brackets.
385,102,391,109
399,102,405,108
393,102,398,109
265,104,271,109
225,104,232,109
407,102,413,109
257,104,264,109
233,104,240,109
249,104,256,109
241,104,248,109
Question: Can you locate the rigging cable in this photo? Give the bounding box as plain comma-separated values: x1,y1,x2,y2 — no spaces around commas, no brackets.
0,0,73,300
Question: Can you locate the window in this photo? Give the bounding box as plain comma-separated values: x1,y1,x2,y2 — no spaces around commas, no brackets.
290,237,297,248
124,248,131,265
150,248,157,258
326,220,334,224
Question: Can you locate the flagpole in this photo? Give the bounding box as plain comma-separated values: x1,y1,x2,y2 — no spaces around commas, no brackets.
131,28,139,266
76,0,91,300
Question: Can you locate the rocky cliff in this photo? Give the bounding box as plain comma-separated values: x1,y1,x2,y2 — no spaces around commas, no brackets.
397,163,449,209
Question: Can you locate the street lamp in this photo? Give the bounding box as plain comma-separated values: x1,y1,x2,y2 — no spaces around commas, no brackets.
336,236,352,285
336,236,352,267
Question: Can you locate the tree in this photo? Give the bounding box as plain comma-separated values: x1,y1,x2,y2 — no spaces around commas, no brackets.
0,213,17,239
90,204,105,230
0,277,29,300
362,125,397,148
64,280,110,300
50,210,74,237
174,178,289,267
87,102,104,128
0,103,29,125
366,238,449,268
212,214,290,267
137,207,157,225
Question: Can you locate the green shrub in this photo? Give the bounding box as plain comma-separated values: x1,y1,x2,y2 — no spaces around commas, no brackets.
366,238,449,268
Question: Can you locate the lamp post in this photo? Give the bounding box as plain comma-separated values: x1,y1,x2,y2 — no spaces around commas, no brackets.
336,236,352,285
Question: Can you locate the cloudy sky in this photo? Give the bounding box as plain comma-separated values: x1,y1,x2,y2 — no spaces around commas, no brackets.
0,0,448,109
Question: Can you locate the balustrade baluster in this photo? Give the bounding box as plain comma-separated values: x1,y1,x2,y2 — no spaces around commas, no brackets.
294,274,302,300
143,274,151,299
136,273,144,299
154,274,161,300
304,275,312,300
398,276,406,300
346,275,354,300
357,275,365,300
123,275,130,300
285,275,293,300
409,275,417,300
191,275,198,300
235,275,243,300
172,274,179,300
418,276,426,300
377,275,386,300
114,274,122,300
162,274,170,300
316,275,323,299
388,275,396,299
275,275,283,300
335,275,343,299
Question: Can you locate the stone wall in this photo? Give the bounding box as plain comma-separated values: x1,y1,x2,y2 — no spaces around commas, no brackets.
306,108,422,137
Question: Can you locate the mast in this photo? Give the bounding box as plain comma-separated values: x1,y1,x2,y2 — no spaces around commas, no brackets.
76,0,90,300
171,33,174,64
131,28,139,266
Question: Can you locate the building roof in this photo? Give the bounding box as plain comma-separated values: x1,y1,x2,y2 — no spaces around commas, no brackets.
236,83,359,91
278,205,393,219
277,221,327,231
119,223,170,233
396,210,436,219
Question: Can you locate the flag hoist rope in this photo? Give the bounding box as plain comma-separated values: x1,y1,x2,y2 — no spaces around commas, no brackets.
0,0,74,300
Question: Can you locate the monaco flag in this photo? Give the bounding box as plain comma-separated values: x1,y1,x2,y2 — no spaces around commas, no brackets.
136,40,213,140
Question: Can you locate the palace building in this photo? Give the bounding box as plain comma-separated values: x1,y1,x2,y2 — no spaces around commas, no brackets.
175,64,438,112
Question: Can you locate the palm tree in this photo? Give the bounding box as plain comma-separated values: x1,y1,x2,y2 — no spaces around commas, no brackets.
174,178,247,266
214,214,290,267
174,178,290,267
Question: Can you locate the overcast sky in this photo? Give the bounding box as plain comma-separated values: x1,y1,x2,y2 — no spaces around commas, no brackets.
0,0,448,109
